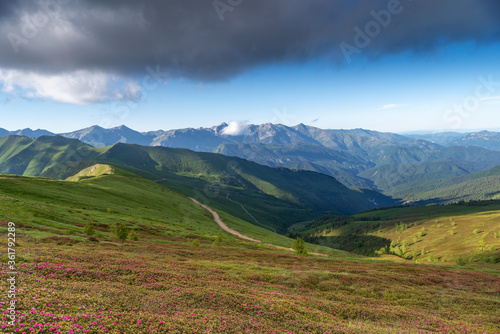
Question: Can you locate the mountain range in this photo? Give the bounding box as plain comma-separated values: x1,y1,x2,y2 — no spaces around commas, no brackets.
0,135,396,231
2,124,500,199
2,123,500,205
3,124,500,151
407,131,500,151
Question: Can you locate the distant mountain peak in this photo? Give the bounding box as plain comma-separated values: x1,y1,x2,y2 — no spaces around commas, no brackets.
112,125,132,130
1,123,499,153
294,123,309,129
84,125,104,132
213,122,229,134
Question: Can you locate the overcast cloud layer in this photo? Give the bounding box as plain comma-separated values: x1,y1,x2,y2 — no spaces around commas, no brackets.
1,0,500,104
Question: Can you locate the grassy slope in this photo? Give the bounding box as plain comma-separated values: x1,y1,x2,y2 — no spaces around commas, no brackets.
100,143,387,214
290,216,392,256
399,165,500,203
0,173,224,243
0,136,394,232
65,163,117,181
0,135,103,176
1,215,499,332
91,144,393,231
410,175,500,203
359,160,478,196
301,203,500,265
0,166,339,254
358,145,500,199
0,168,498,332
357,203,500,262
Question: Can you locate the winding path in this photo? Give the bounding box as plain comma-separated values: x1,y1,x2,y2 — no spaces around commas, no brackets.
190,197,300,253
157,179,297,250
190,198,261,243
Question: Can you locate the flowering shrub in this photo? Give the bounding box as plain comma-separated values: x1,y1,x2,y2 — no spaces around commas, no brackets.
1,239,499,333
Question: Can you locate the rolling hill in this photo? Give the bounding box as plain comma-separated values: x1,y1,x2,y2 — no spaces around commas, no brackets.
0,139,498,333
0,168,498,333
0,135,103,176
0,164,320,250
3,124,500,204
358,145,500,198
401,165,500,203
0,136,395,231
293,201,500,265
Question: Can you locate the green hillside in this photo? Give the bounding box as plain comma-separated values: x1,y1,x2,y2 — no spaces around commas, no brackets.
0,154,498,333
2,204,499,333
0,135,103,176
294,202,500,266
0,167,498,333
98,144,394,231
359,160,484,196
214,128,500,195
215,142,374,189
0,136,395,231
0,170,221,242
65,163,118,181
0,164,344,253
398,165,500,203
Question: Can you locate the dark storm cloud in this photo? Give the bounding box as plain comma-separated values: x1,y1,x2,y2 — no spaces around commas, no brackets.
0,0,500,80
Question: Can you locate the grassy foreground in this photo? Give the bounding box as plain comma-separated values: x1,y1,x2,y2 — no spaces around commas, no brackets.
1,237,499,333
0,169,498,333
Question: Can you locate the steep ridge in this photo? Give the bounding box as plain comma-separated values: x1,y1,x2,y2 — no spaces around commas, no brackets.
0,135,101,176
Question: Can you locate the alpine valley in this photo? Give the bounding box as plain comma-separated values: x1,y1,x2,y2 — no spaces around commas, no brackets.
0,123,499,333
2,123,500,201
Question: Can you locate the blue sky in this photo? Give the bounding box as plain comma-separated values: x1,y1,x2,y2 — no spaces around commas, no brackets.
1,1,500,134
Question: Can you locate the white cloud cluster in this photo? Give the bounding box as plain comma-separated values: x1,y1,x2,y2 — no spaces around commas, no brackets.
0,69,141,105
221,121,249,136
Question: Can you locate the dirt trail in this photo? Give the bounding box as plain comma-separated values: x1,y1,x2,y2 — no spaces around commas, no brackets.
190,198,261,243
190,198,326,255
